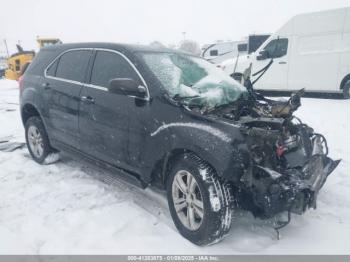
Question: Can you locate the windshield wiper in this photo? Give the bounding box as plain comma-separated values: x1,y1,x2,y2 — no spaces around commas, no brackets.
172,94,204,108
173,94,200,101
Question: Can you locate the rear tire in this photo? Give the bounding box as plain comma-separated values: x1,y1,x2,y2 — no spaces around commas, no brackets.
343,81,350,99
167,153,234,246
25,116,55,164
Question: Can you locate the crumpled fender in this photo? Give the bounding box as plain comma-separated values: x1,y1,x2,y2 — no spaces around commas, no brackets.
145,121,250,183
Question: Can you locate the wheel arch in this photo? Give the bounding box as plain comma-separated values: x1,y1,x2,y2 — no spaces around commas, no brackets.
21,103,42,126
150,146,236,190
150,148,197,189
340,73,350,90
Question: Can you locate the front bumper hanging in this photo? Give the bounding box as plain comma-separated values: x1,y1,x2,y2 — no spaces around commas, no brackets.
251,135,341,218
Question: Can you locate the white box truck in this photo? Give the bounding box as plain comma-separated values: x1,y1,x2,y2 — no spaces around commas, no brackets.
221,7,350,98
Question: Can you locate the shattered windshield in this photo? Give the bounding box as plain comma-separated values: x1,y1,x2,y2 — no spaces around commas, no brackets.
140,52,248,108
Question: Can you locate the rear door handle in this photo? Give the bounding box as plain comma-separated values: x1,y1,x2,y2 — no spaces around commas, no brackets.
81,96,95,104
42,82,50,90
279,61,287,65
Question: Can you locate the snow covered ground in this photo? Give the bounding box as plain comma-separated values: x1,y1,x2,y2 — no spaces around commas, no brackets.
0,79,349,254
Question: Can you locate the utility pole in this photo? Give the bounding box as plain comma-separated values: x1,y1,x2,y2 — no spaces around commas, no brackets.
182,32,186,41
3,39,9,57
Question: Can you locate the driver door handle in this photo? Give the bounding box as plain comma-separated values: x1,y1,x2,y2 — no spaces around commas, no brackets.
81,96,95,104
279,61,287,64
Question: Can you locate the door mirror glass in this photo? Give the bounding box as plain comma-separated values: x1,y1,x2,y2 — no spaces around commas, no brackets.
257,50,269,60
108,78,147,98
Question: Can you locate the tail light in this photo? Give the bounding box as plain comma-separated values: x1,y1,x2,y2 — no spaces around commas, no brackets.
18,76,24,92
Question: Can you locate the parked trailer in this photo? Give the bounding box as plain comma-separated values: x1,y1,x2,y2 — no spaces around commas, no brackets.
221,7,350,98
202,41,248,64
202,35,270,65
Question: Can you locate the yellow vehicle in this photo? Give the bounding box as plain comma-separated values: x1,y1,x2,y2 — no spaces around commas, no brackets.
4,38,61,81
4,45,35,81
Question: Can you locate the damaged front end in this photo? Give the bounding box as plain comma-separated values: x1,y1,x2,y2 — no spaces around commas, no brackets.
158,52,341,221
207,89,340,220
240,122,340,218
236,97,340,220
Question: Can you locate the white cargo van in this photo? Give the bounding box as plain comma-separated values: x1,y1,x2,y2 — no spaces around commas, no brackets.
221,7,350,98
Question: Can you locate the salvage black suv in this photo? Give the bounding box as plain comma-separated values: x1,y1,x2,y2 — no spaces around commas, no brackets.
20,43,340,245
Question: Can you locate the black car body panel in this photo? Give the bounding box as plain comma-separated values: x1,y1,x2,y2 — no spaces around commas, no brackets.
20,42,340,220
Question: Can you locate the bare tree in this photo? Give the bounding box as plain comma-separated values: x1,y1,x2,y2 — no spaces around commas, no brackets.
149,41,166,48
167,43,177,50
178,40,201,55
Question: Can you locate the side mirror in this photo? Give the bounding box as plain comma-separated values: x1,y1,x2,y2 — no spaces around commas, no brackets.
108,78,147,99
257,50,269,60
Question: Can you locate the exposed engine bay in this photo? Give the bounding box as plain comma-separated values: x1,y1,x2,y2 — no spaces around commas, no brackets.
196,86,340,223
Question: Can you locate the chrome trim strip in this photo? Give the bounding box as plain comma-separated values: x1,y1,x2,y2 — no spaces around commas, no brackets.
85,83,146,100
44,47,150,101
85,83,108,91
45,75,84,86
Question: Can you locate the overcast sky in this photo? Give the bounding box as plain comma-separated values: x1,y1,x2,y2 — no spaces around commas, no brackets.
0,0,349,54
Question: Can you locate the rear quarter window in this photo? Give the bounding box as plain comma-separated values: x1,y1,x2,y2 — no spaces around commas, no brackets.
25,49,58,75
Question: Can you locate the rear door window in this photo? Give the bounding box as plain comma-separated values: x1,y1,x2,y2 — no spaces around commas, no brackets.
90,51,140,88
55,50,91,82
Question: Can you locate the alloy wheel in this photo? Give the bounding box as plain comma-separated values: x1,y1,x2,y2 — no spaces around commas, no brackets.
28,125,44,158
172,170,204,231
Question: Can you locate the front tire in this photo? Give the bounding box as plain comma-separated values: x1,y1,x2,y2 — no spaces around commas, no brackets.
25,116,55,164
167,153,234,246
